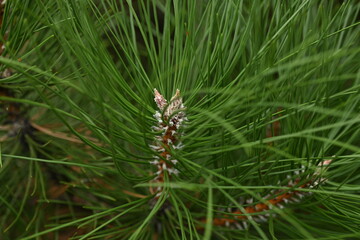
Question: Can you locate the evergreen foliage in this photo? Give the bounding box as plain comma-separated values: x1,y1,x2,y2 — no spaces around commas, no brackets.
0,0,359,239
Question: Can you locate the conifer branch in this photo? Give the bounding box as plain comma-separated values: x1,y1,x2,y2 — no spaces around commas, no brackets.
210,159,333,230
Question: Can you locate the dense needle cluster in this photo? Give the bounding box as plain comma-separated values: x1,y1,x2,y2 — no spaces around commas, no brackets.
0,0,28,142
212,159,332,229
0,0,7,55
149,89,187,198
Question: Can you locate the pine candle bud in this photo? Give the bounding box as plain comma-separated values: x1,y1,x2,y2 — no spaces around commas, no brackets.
150,89,186,199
